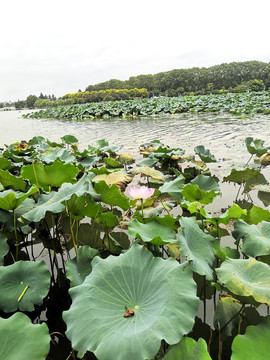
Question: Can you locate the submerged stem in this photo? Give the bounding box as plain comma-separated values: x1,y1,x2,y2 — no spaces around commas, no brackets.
14,210,19,261
69,215,77,255
141,198,144,222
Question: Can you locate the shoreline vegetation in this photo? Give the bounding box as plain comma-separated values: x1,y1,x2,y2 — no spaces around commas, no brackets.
1,60,269,110
24,91,270,120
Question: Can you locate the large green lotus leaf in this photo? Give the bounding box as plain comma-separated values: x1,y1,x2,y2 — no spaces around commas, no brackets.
39,147,76,163
0,156,12,170
61,134,78,145
213,296,242,339
163,337,211,360
63,244,199,360
190,174,220,193
76,223,103,249
78,155,100,169
177,217,215,280
28,135,47,145
150,214,180,230
21,160,79,190
245,136,268,156
104,157,123,168
0,260,50,312
132,166,166,181
159,175,185,201
93,181,130,210
91,166,110,175
223,168,261,184
218,204,247,224
65,194,103,220
0,233,9,265
182,184,217,205
0,187,38,211
216,257,270,305
243,205,270,224
0,169,26,191
95,211,119,230
128,219,177,245
137,157,158,167
22,174,92,222
66,245,99,288
0,312,50,360
194,145,216,162
231,315,270,360
232,219,270,257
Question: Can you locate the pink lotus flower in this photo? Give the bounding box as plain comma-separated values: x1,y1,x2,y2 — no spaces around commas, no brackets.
128,186,155,200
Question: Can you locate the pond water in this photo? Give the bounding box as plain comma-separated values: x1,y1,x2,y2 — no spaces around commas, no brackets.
1,109,269,159
1,109,269,208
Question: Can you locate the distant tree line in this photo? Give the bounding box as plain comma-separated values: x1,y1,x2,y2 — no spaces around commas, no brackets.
8,60,270,110
13,93,57,110
85,61,270,96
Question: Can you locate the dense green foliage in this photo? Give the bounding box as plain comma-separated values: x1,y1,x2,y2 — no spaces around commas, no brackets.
0,134,270,359
85,61,270,96
34,88,149,108
24,91,270,120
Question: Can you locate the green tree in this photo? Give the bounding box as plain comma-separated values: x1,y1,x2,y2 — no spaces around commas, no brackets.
14,100,26,109
26,95,38,109
246,79,265,91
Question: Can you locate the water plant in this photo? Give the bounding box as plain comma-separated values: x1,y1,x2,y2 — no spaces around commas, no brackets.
24,91,270,121
0,135,269,359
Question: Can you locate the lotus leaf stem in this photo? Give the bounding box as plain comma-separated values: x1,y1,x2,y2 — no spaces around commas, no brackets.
32,162,40,195
69,215,77,255
13,210,19,261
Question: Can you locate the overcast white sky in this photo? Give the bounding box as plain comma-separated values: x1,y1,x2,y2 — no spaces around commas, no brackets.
1,0,269,102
